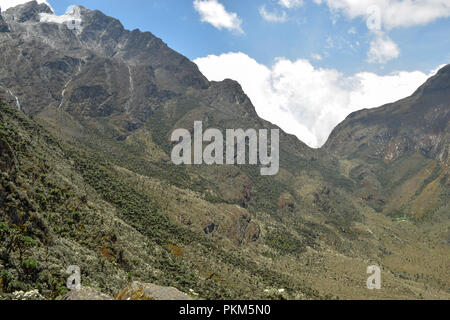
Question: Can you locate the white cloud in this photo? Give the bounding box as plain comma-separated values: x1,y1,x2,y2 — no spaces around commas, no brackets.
367,32,400,64
314,0,450,30
0,0,53,12
314,0,450,64
311,53,323,60
278,0,304,9
195,52,438,148
259,6,287,23
193,0,243,33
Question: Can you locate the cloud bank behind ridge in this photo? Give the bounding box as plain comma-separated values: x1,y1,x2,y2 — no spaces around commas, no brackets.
195,52,441,148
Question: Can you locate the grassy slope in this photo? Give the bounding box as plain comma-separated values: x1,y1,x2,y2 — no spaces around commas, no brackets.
1,98,449,300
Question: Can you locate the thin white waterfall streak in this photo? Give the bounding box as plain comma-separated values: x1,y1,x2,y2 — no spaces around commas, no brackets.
58,60,83,109
14,95,21,110
0,84,22,111
126,65,134,113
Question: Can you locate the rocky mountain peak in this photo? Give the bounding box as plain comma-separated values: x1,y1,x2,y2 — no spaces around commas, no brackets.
0,2,210,118
2,0,53,23
413,64,450,97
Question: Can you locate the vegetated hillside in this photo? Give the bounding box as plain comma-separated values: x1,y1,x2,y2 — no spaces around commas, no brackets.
0,1,349,218
0,99,322,300
325,65,449,224
0,1,449,300
2,90,449,300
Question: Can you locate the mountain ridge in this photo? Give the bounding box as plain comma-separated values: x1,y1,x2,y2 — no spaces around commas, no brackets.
324,64,449,163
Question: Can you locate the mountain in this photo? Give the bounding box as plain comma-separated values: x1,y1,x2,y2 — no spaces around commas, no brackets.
0,1,449,300
325,65,449,223
325,65,450,163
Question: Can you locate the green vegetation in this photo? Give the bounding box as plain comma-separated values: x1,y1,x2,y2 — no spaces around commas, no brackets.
265,230,306,255
0,102,329,300
1,77,448,300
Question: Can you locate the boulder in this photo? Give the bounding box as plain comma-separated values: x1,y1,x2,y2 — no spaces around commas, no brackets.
60,287,114,300
116,281,193,300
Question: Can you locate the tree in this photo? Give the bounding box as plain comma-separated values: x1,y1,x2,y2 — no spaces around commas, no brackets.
6,229,36,262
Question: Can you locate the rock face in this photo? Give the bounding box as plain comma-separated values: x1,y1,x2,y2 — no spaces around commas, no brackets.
0,1,313,157
60,287,114,300
228,213,260,245
325,65,450,164
116,282,193,300
0,1,208,118
2,1,52,23
0,1,325,235
0,11,9,32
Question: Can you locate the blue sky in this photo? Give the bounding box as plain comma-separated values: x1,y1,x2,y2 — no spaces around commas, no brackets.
3,0,450,147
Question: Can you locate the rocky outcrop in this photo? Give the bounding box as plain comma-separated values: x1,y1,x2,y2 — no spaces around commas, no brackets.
203,222,215,235
2,1,53,23
60,287,114,300
116,282,193,300
0,12,9,32
278,193,295,212
35,282,193,300
228,213,260,245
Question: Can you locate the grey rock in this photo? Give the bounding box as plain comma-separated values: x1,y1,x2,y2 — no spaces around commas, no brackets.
0,11,9,32
60,287,114,300
116,281,193,300
3,1,53,23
